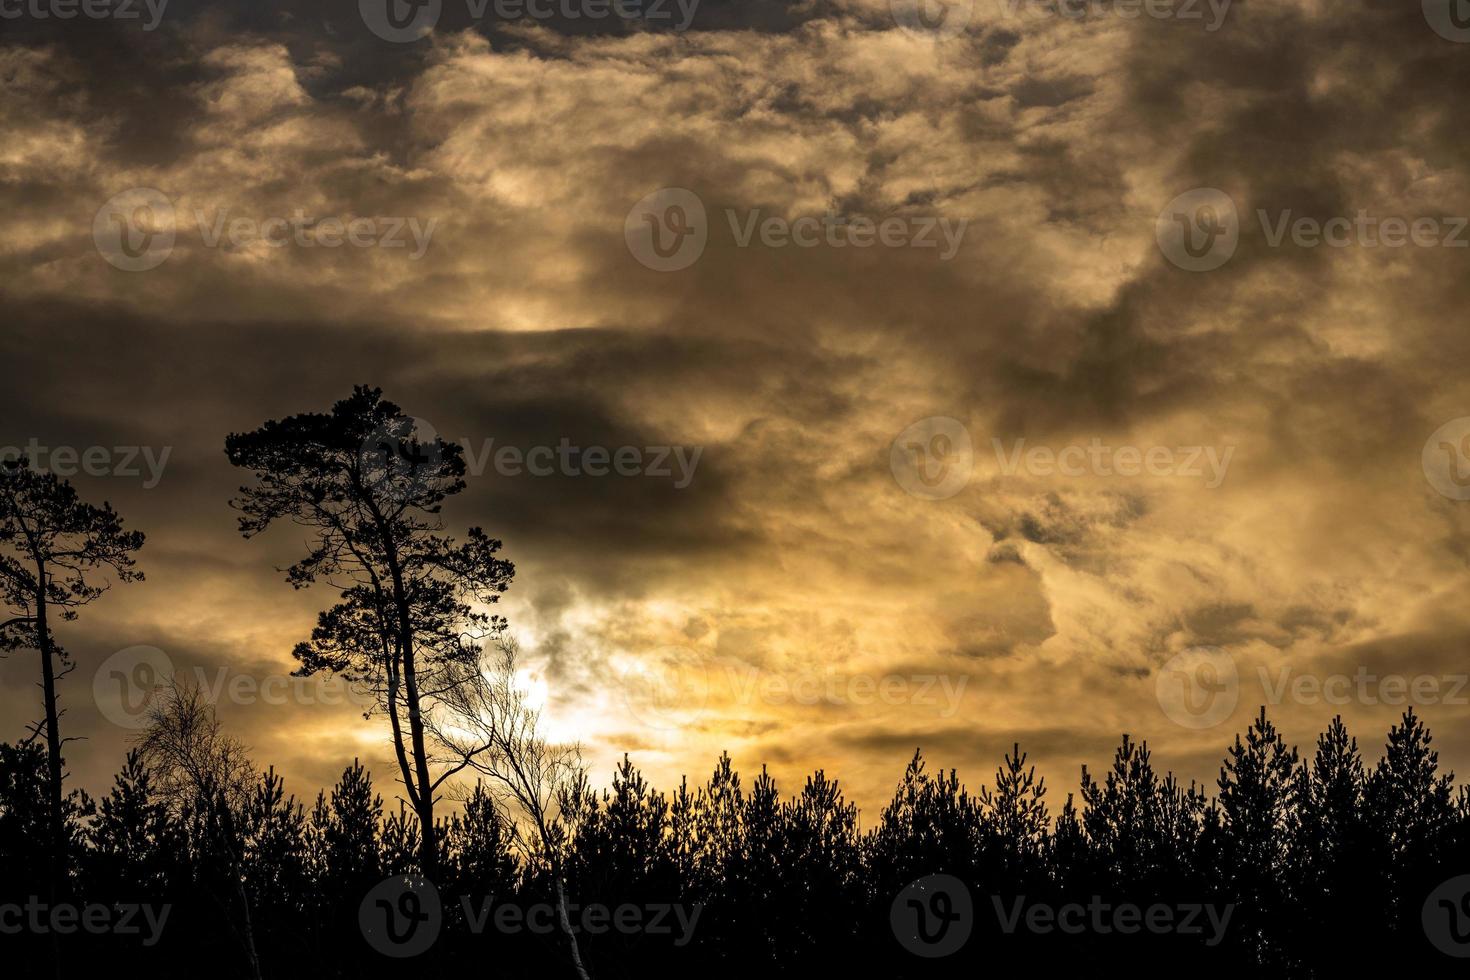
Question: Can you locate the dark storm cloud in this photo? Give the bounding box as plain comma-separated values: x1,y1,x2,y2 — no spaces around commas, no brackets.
0,298,751,565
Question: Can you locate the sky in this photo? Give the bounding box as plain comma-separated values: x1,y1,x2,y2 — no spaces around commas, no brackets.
5,0,1470,819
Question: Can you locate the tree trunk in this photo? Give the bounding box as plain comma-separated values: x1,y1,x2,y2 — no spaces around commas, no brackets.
212,799,263,980
235,875,264,980
382,544,439,879
399,652,438,876
554,876,591,980
399,645,439,877
385,649,422,821
232,855,264,980
34,576,63,980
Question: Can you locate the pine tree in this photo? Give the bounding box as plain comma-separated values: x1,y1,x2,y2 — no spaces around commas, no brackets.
867,749,983,897
0,459,144,941
0,742,67,903
1365,708,1457,937
446,781,516,900
694,752,744,894
602,754,670,890
738,765,784,966
783,771,862,960
978,743,1049,886
226,389,514,878
322,759,383,886
240,768,309,972
1048,793,1087,893
1079,735,1163,893
379,800,422,875
1216,707,1299,969
87,750,179,903
1288,716,1376,974
667,775,698,889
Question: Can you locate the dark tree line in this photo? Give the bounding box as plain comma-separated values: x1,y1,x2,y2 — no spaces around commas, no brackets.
1,708,1467,977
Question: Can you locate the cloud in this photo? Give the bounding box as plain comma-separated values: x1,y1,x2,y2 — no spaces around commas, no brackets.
4,0,1470,811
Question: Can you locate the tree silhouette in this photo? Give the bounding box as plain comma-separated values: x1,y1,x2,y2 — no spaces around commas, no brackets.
868,750,984,898
225,386,514,878
1289,716,1375,972
1217,707,1300,969
241,766,311,972
87,750,180,906
430,635,592,977
0,457,144,978
445,781,517,900
978,743,1048,885
136,681,263,979
1367,708,1458,944
1078,735,1205,899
